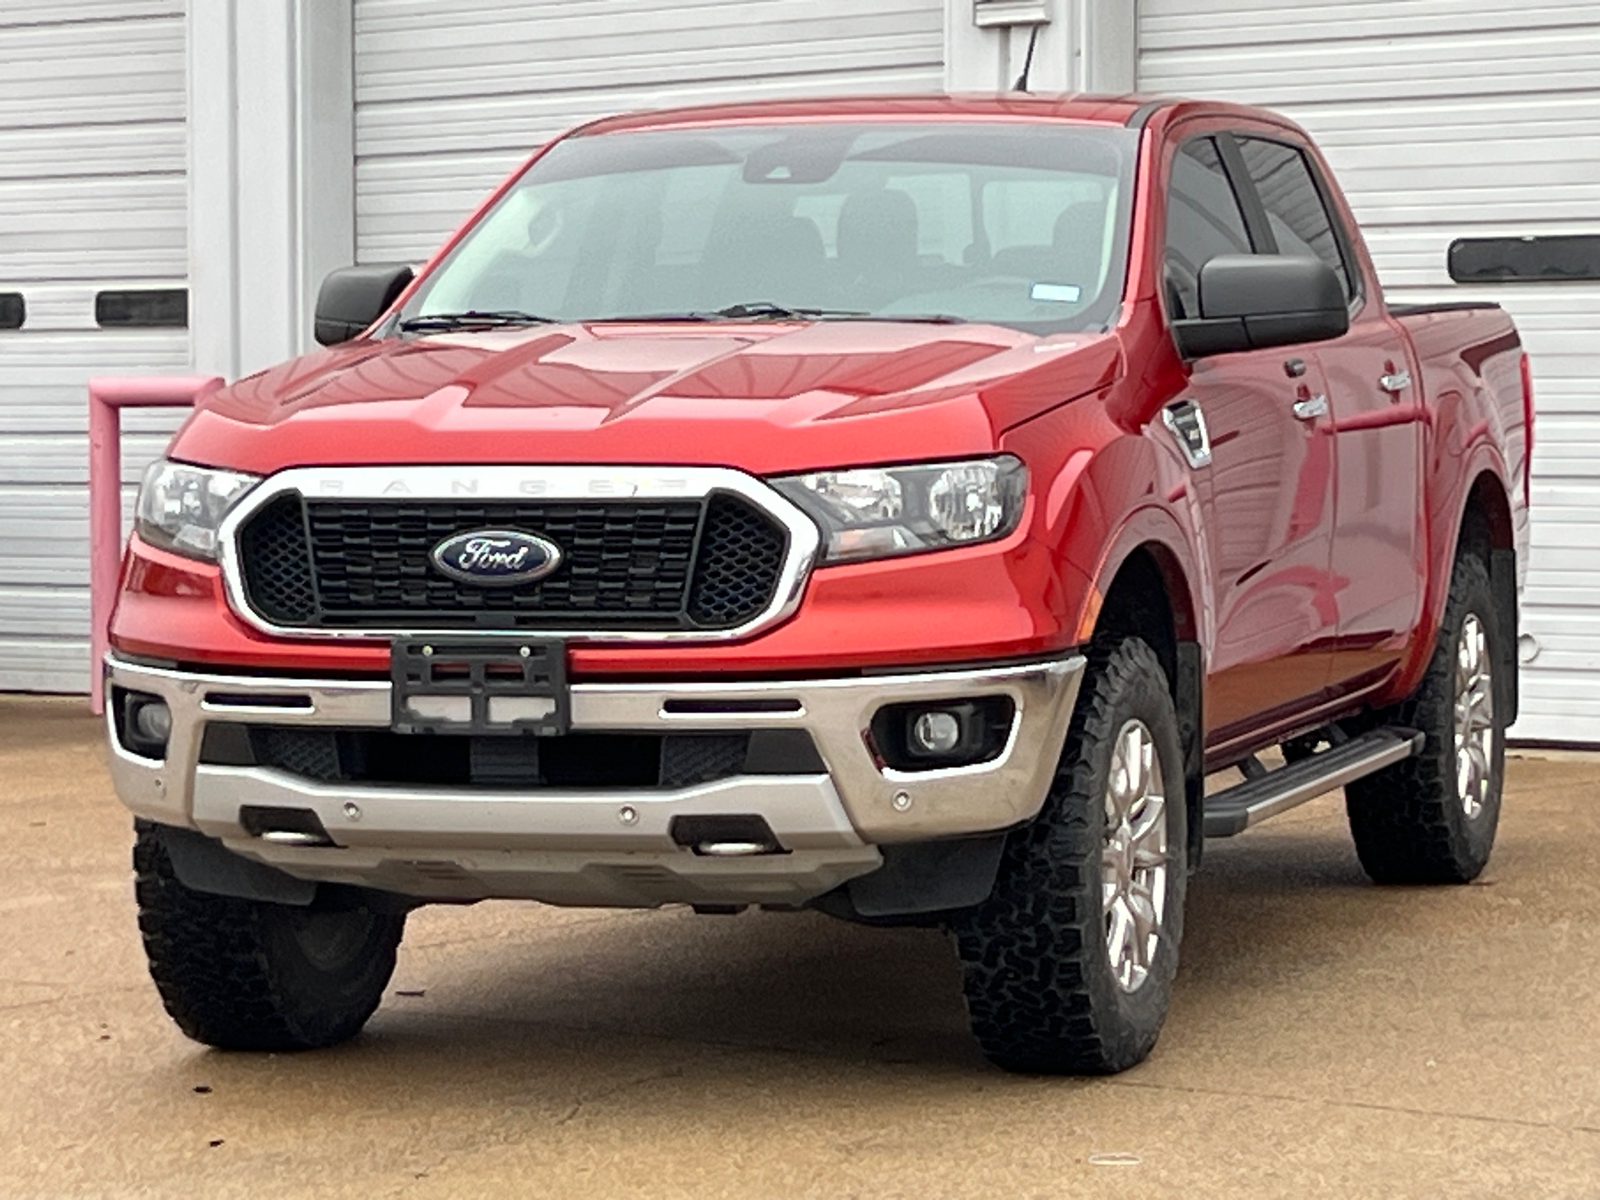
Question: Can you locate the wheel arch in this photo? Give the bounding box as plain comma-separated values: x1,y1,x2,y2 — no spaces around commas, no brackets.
1458,470,1519,724
1401,464,1519,723
1089,537,1205,871
1459,468,1515,558
1092,542,1194,679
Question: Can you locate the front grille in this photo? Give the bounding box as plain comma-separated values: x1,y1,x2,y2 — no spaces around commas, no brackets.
234,490,789,632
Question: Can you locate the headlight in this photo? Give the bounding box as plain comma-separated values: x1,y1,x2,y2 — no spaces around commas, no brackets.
772,455,1027,564
135,460,261,560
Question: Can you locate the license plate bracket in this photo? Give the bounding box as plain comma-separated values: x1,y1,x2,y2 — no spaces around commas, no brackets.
391,637,569,736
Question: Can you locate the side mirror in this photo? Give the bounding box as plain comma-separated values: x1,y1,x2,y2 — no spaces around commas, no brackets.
313,264,414,346
1171,255,1348,358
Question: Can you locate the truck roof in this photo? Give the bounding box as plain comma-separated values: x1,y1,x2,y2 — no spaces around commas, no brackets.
573,93,1161,137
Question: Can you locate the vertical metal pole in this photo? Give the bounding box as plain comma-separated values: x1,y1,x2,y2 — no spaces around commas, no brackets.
87,382,123,716
87,377,225,713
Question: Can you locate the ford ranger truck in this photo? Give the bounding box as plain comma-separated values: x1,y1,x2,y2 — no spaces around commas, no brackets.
106,95,1530,1074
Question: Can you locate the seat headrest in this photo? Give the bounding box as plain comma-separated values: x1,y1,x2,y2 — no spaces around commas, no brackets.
837,190,919,274
1048,197,1111,290
716,211,826,264
700,211,828,304
1052,198,1109,251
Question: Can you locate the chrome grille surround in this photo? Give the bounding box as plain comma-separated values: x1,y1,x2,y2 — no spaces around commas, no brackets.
216,465,821,642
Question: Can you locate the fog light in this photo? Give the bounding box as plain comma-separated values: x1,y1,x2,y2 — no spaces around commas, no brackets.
133,700,173,744
911,710,963,755
870,695,1016,771
114,688,173,760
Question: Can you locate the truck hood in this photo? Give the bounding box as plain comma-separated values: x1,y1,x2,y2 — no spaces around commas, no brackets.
173,321,1122,476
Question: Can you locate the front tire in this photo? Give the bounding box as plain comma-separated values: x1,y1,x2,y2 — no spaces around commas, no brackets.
1345,552,1505,884
952,637,1187,1074
134,824,406,1050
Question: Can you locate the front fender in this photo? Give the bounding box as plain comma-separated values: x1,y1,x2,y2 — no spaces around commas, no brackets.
1002,400,1206,650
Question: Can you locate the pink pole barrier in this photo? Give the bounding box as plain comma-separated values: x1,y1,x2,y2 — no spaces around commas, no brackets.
88,376,224,713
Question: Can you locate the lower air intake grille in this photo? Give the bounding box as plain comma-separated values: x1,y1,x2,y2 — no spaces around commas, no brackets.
210,726,821,790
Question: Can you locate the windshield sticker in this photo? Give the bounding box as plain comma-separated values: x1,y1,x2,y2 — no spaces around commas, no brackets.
1030,283,1081,303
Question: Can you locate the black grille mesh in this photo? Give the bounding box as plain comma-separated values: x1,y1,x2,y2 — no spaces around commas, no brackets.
687,494,788,627
306,499,701,624
233,490,788,632
238,495,316,624
660,733,750,789
250,727,341,781
236,726,757,790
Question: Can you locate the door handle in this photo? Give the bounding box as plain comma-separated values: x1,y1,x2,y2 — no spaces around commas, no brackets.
1292,393,1328,421
1379,369,1411,393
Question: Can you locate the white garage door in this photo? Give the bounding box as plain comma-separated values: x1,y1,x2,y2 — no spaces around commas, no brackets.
1138,0,1600,743
354,0,946,263
0,2,189,693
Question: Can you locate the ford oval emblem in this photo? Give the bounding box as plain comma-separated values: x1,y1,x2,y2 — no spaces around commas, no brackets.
429,529,563,587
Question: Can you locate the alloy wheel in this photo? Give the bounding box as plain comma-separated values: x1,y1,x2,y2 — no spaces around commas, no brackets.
1101,719,1169,993
1454,612,1495,819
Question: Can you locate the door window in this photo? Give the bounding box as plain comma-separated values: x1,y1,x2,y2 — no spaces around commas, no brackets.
1234,137,1354,301
1163,137,1253,319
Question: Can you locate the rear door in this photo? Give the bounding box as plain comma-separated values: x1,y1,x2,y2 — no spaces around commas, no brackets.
1231,133,1425,698
1161,133,1340,744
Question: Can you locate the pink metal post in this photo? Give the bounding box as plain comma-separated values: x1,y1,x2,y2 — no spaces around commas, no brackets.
88,376,224,713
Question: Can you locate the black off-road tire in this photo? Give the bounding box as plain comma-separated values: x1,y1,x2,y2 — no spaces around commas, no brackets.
134,824,406,1050
1345,552,1505,884
952,637,1188,1075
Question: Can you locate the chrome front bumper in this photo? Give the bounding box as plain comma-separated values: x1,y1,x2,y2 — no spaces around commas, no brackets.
105,653,1084,906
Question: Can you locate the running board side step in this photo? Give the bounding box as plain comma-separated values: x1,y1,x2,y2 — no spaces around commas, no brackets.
1204,728,1423,838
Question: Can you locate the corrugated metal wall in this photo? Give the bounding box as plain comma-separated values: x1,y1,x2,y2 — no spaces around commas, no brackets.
353,0,947,264
6,0,1593,730
1138,0,1600,743
0,1,189,692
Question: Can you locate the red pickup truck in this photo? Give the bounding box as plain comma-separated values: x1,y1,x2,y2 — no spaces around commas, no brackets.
107,95,1530,1074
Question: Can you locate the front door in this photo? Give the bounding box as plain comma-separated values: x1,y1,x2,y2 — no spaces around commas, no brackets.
1162,134,1339,743
1230,134,1425,698
1185,350,1340,741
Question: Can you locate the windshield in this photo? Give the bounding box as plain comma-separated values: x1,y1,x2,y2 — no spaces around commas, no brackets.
398,121,1138,334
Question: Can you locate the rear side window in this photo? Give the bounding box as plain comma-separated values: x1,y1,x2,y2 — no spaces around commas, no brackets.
1234,137,1353,300
1163,138,1253,319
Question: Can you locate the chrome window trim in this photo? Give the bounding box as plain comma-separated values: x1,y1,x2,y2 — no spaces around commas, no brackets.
215,464,821,643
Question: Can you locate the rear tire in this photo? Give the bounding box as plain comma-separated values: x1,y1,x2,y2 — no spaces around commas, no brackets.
951,637,1187,1074
1345,552,1505,884
134,824,405,1050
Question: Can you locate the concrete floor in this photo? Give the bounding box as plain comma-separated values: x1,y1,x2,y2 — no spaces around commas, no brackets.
3,696,1599,1198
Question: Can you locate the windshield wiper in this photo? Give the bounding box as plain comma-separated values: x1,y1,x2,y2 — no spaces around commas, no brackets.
595,302,867,323
594,302,966,325
397,310,556,333
844,312,968,325
712,302,869,321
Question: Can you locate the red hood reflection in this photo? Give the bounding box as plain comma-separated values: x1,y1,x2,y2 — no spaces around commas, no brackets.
175,320,1122,476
